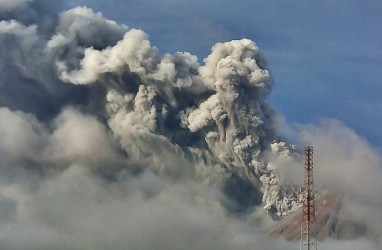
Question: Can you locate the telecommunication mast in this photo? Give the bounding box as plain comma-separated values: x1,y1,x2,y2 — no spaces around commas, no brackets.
300,146,317,250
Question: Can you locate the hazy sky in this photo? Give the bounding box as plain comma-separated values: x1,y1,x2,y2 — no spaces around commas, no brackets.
67,0,382,149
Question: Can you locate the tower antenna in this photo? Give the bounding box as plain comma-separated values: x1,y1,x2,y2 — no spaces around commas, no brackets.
300,146,317,250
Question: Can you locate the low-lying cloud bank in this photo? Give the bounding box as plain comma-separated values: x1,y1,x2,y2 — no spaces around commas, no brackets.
0,1,381,249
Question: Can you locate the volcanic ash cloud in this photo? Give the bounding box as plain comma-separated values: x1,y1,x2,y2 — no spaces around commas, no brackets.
2,2,380,250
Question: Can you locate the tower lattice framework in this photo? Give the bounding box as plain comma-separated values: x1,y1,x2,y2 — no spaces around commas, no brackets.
300,146,317,250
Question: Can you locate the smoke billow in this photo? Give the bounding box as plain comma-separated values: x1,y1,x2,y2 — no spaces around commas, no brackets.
0,1,381,249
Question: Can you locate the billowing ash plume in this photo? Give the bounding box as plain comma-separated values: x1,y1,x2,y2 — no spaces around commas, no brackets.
53,9,300,215
0,1,381,250
2,2,297,216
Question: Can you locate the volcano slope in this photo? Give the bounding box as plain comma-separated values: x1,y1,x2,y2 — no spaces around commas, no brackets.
269,193,370,240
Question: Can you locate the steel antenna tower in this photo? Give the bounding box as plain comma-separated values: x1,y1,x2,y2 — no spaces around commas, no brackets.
300,146,317,250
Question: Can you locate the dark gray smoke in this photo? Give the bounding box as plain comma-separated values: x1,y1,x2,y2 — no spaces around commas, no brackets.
0,1,381,249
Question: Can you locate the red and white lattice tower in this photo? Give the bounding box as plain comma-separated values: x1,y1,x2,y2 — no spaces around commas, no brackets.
300,146,317,250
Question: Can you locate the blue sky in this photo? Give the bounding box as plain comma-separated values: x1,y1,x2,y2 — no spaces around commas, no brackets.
67,0,382,149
